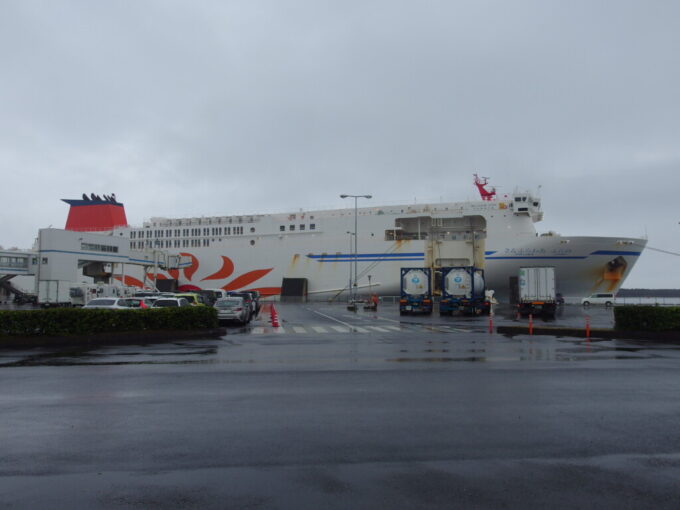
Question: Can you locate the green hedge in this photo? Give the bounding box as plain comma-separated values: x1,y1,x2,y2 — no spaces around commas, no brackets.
0,306,218,337
614,306,680,332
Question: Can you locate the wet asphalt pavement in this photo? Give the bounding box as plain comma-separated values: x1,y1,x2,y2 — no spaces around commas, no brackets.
2,303,680,509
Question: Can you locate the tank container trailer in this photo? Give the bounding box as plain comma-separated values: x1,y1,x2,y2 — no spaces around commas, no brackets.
399,268,433,315
517,266,557,318
439,266,490,316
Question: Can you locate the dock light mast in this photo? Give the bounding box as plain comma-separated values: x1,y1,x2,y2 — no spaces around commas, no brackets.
340,194,372,303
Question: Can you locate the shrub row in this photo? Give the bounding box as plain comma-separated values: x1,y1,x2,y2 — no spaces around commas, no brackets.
0,306,218,337
614,305,680,332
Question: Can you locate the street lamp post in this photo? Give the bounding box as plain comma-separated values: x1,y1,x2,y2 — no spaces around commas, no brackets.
340,194,372,302
345,231,354,300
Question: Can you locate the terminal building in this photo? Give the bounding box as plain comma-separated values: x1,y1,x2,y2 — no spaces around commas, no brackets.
1,195,187,306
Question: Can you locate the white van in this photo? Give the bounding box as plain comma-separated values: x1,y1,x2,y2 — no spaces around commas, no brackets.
581,293,616,306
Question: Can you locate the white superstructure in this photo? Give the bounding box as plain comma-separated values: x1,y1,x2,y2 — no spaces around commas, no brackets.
120,180,646,302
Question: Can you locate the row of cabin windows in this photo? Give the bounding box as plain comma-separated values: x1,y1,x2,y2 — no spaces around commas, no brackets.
130,224,315,240
280,224,316,232
130,226,247,239
131,239,211,249
130,239,212,249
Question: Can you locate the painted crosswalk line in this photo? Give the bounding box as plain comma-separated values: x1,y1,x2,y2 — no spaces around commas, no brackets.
247,324,472,335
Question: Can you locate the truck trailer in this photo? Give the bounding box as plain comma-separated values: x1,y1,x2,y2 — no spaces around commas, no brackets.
399,268,433,315
517,266,557,318
439,266,490,316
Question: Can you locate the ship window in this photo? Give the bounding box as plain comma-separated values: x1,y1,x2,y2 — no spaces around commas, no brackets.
250,227,255,233
130,231,136,239
280,225,285,232
310,223,316,230
250,240,255,246
289,225,295,231
300,224,305,231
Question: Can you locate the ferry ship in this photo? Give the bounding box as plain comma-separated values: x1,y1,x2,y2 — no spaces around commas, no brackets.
64,177,647,302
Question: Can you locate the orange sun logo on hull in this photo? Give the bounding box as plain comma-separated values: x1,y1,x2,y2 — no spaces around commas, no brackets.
117,253,281,296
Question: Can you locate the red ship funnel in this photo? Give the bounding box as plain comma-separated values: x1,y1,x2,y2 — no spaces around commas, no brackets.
62,197,128,232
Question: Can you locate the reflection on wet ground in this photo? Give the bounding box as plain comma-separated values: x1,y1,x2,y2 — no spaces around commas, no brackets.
3,330,680,369
2,303,679,369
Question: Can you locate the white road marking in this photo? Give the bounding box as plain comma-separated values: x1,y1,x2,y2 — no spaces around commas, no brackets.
313,310,360,329
367,326,391,333
251,326,286,334
312,326,328,333
331,326,350,333
293,326,307,334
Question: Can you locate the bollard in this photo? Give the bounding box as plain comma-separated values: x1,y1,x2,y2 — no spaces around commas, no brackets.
585,316,590,339
528,314,533,335
488,314,494,334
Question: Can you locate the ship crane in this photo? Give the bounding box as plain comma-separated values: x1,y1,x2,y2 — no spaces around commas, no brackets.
473,174,496,201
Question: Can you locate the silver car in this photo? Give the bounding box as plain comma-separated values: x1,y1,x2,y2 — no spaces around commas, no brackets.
82,298,133,309
214,297,250,324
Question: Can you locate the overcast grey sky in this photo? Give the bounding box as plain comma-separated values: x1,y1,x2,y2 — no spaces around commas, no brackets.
1,0,679,288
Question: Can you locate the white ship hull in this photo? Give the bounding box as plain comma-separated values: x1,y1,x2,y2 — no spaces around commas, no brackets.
124,189,646,302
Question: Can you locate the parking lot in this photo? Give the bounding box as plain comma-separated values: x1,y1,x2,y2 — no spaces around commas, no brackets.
2,302,680,509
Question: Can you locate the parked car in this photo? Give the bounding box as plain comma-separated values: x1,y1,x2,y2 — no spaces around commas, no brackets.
174,293,207,306
227,291,257,316
152,298,191,308
581,293,616,307
82,298,133,309
127,297,157,308
214,297,250,325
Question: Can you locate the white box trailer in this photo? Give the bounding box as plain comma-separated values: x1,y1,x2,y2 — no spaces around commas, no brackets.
38,280,72,308
518,267,557,318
